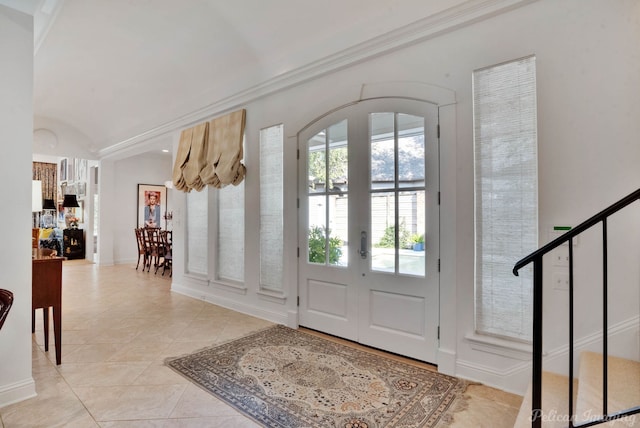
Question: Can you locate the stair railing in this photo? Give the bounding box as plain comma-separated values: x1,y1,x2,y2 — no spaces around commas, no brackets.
513,187,640,428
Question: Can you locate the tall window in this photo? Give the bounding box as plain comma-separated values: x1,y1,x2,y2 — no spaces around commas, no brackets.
260,124,284,290
217,181,244,283
474,56,538,342
186,188,208,276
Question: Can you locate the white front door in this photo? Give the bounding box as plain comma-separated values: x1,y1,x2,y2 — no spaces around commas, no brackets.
298,98,439,363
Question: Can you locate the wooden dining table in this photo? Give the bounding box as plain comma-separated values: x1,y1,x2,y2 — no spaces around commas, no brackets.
32,249,63,365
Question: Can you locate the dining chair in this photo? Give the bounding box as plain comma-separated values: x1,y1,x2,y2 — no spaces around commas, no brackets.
0,289,14,330
160,230,172,277
134,228,150,270
145,228,165,273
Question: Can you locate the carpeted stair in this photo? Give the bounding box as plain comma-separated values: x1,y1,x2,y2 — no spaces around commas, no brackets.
514,352,640,427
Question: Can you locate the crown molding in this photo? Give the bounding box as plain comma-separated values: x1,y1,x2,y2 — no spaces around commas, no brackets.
99,0,539,160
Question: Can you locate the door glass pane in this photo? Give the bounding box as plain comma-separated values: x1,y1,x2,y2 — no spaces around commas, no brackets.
371,192,396,272
370,113,395,190
308,131,326,193
308,120,349,267
328,120,348,193
398,114,425,189
328,194,347,266
308,195,326,264
399,190,425,276
369,113,427,277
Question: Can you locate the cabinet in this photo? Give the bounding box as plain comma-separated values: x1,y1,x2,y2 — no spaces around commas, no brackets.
63,229,84,260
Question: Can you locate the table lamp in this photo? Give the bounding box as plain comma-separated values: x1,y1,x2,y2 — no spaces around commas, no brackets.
42,198,56,228
62,194,79,229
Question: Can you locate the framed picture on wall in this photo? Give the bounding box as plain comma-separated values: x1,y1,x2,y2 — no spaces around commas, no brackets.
60,159,67,181
137,184,166,229
77,159,88,182
67,158,75,182
57,203,65,223
75,201,84,223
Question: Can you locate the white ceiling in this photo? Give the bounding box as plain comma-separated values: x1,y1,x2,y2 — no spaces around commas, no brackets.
26,0,524,157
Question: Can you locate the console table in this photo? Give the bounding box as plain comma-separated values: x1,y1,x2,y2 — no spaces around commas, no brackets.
32,250,63,365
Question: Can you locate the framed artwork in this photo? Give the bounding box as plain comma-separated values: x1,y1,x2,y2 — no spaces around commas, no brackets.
75,201,84,223
67,158,75,182
77,182,87,198
77,159,88,182
66,183,77,196
60,159,67,181
137,184,166,228
57,203,65,223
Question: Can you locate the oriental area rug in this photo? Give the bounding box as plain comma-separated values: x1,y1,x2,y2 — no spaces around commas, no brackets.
166,325,468,427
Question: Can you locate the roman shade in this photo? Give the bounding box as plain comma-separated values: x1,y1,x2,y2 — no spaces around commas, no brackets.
173,109,246,192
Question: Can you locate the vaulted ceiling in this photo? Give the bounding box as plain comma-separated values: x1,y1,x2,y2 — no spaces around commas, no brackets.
12,0,529,157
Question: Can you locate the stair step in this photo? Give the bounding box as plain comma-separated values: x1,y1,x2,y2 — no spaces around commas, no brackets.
574,351,640,426
514,371,577,428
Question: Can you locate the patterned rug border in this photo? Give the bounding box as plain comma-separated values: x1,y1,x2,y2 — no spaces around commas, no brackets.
165,325,469,428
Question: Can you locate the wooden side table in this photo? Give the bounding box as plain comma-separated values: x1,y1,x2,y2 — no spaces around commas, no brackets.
32,251,63,365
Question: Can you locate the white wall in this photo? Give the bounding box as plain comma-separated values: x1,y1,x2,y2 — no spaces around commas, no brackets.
0,5,36,407
169,0,640,394
109,153,173,264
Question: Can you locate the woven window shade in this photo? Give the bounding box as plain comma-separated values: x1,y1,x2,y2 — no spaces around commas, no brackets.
473,56,538,342
173,109,246,192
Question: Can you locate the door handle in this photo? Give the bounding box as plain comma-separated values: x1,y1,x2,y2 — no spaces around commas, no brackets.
359,231,368,259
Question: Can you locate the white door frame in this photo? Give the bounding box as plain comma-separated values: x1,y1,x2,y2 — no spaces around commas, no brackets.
297,96,441,363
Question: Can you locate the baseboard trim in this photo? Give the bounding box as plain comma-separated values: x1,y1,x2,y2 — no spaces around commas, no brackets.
437,347,457,376
456,315,640,395
456,358,530,395
0,378,36,409
171,283,289,326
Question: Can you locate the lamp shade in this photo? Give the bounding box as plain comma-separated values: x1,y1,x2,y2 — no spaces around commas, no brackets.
32,180,43,212
43,199,56,210
62,194,79,208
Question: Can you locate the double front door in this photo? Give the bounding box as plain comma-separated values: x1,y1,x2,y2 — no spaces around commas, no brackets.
298,98,440,363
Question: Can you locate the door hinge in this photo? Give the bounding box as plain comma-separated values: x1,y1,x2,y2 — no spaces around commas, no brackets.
297,247,300,258
297,296,300,306
437,326,440,340
297,149,300,159
437,124,440,139
438,192,441,205
297,198,300,209
438,259,441,272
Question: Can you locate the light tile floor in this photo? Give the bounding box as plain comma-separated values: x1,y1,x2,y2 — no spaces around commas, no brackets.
0,261,522,427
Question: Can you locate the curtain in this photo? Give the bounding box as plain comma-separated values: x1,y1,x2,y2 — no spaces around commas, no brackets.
200,109,246,188
173,122,209,192
173,109,246,192
32,162,57,200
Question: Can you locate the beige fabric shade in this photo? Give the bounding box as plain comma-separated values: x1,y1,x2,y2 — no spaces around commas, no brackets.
173,109,246,192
